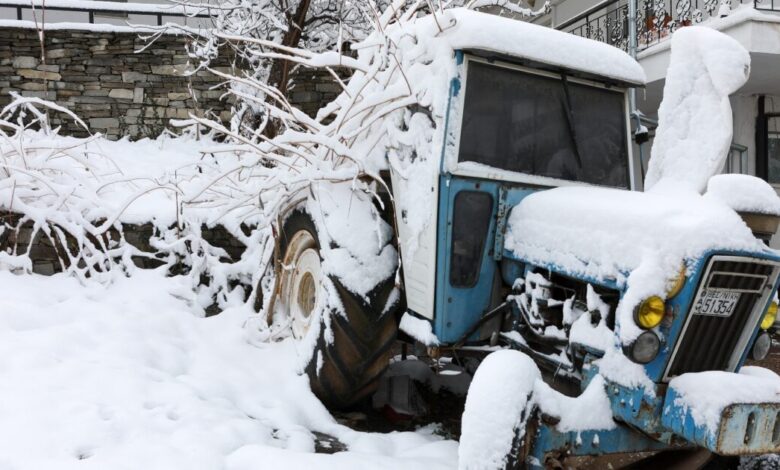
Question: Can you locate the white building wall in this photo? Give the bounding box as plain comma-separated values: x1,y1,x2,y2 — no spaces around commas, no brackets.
550,0,603,26
731,94,758,176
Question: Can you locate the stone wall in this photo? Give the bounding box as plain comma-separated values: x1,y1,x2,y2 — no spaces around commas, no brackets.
0,27,233,140
288,67,349,118
0,26,353,140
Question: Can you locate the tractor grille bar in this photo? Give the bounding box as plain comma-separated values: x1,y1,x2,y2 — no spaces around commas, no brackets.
664,256,780,381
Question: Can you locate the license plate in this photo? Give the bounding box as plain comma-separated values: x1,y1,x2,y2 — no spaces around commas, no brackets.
693,290,741,317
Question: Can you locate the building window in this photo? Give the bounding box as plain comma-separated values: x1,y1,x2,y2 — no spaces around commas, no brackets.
768,116,780,184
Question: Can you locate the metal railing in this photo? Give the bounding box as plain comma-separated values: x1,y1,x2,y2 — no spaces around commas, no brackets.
0,0,211,26
557,0,780,53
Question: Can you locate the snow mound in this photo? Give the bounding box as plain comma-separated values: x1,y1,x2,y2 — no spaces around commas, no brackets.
669,367,780,432
645,27,750,194
504,185,765,343
459,350,618,469
534,375,616,433
705,174,780,215
307,182,398,298
459,350,540,470
0,270,457,469
399,312,440,346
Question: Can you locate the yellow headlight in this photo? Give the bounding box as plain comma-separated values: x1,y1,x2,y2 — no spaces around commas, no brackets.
761,301,778,330
667,266,686,299
635,296,665,329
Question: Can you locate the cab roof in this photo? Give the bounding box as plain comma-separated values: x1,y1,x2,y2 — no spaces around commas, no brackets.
443,9,646,87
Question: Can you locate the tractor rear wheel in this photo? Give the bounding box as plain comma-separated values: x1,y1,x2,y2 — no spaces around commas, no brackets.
278,210,399,409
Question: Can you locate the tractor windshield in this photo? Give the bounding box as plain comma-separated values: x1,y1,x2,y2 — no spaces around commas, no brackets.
458,60,630,188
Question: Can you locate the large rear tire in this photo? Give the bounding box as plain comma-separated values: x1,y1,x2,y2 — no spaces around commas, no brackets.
279,210,399,409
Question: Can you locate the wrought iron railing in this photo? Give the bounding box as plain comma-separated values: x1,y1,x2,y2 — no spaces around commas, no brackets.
0,0,211,26
557,0,780,53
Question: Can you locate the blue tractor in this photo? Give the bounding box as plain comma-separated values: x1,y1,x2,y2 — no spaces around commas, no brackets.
271,8,780,468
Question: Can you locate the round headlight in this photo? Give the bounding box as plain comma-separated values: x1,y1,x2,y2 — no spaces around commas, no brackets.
635,296,665,329
761,301,778,330
751,331,771,361
667,266,686,299
627,331,661,364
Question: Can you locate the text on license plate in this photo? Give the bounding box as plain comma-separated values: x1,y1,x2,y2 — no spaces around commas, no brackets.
693,290,741,317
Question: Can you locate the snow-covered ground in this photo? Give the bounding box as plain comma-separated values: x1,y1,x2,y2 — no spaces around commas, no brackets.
0,269,457,469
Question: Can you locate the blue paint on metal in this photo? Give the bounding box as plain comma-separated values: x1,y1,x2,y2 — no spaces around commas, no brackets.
501,247,625,292
528,423,678,469
583,366,677,443
432,178,537,343
426,46,780,460
492,186,509,261
662,386,780,454
501,249,780,383
500,258,525,288
455,50,465,65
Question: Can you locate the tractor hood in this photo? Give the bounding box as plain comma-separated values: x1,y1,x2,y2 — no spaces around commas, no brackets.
503,185,769,286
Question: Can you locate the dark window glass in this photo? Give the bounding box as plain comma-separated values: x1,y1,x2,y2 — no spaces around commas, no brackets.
450,191,493,288
768,117,780,184
459,61,630,188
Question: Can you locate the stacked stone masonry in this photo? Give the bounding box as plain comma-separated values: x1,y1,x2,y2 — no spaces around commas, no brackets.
0,27,234,140
0,27,353,140
288,67,350,118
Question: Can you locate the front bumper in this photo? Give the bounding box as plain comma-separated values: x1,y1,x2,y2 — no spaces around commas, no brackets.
662,386,780,455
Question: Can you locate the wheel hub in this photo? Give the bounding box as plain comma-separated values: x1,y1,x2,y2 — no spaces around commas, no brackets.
281,231,322,339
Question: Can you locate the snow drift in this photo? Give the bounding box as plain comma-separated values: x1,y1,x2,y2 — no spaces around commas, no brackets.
644,27,750,194
0,269,457,469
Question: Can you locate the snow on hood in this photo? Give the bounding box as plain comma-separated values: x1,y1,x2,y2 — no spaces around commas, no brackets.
505,186,763,281
443,9,646,86
505,185,768,343
705,174,780,216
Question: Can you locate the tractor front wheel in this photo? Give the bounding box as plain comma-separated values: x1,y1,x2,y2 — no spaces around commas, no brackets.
459,350,541,470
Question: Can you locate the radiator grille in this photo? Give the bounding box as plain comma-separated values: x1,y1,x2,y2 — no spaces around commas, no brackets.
665,257,779,380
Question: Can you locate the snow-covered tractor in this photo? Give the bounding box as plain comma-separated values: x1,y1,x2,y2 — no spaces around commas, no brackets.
269,6,780,468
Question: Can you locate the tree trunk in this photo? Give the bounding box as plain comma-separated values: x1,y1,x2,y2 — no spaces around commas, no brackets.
264,0,312,138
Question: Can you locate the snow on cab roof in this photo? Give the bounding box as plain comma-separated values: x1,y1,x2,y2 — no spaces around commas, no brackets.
444,9,647,86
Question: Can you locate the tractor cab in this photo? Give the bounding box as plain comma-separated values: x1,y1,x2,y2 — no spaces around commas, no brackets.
394,49,641,345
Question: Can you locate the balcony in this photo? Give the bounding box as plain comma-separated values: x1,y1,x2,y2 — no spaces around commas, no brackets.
0,0,211,27
556,0,780,54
